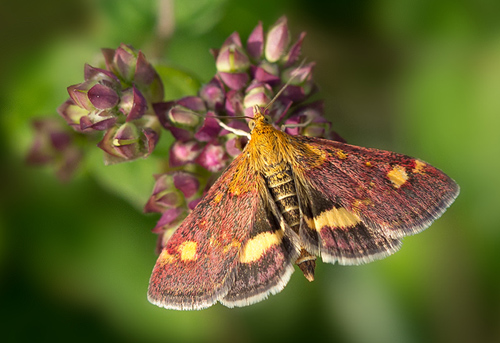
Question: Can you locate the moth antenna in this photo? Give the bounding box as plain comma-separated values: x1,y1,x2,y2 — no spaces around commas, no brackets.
185,112,252,136
280,113,313,131
215,118,251,138
178,111,252,121
263,58,308,113
213,115,253,120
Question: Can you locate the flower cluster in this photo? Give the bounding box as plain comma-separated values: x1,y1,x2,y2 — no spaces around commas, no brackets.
147,17,341,248
26,118,83,182
58,44,164,164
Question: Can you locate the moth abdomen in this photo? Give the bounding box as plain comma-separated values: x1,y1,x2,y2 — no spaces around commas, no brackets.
264,163,317,280
265,164,301,233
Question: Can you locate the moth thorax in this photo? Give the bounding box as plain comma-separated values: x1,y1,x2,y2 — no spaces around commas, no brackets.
264,164,300,234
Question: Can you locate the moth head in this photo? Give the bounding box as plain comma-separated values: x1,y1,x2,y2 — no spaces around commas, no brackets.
249,105,272,131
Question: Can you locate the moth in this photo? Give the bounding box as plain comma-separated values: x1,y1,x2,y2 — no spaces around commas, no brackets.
148,105,459,310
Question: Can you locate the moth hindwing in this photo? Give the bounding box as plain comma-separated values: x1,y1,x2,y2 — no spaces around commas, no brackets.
148,106,459,310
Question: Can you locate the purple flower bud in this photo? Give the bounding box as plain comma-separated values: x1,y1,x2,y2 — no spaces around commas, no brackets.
284,101,329,137
26,118,83,182
27,119,68,163
144,174,184,213
218,71,249,91
152,206,189,252
57,99,90,132
168,106,201,129
87,83,120,109
282,85,307,103
84,64,120,85
142,126,160,157
152,207,186,233
154,207,186,230
301,110,331,137
221,31,243,49
194,112,221,142
216,33,250,74
158,96,205,132
119,86,148,121
293,101,324,119
101,122,140,160
247,21,264,60
80,115,117,131
173,172,200,199
283,62,315,85
302,123,328,137
177,96,207,112
284,32,306,67
252,62,280,85
225,90,245,117
109,44,138,82
225,136,247,157
134,51,165,103
195,141,228,172
169,140,203,167
243,82,273,109
98,115,160,164
200,76,226,111
216,48,250,74
154,102,193,141
270,98,293,123
68,82,95,111
265,16,290,63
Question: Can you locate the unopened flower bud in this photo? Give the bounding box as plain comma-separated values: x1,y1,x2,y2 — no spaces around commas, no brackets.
200,76,225,111
194,112,221,142
144,174,184,213
98,115,160,164
169,140,203,167
216,33,250,73
195,141,228,173
118,86,148,121
247,21,264,60
265,16,290,63
26,118,83,182
243,82,273,109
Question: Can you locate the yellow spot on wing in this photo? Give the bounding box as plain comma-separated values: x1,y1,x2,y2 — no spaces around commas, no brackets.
223,239,241,253
158,250,176,265
214,192,223,204
412,160,426,174
302,143,327,168
352,198,373,209
387,165,408,188
336,150,348,159
239,230,283,263
304,207,361,231
179,241,198,261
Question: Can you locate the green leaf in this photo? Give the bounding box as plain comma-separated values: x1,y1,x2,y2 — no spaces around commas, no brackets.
155,64,201,100
175,0,228,36
97,0,157,44
86,148,161,210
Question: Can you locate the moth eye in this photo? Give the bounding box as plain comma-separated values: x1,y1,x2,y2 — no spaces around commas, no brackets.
263,115,271,123
249,120,256,130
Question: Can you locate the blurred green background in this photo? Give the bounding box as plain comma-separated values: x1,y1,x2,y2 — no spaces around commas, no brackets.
1,0,499,342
